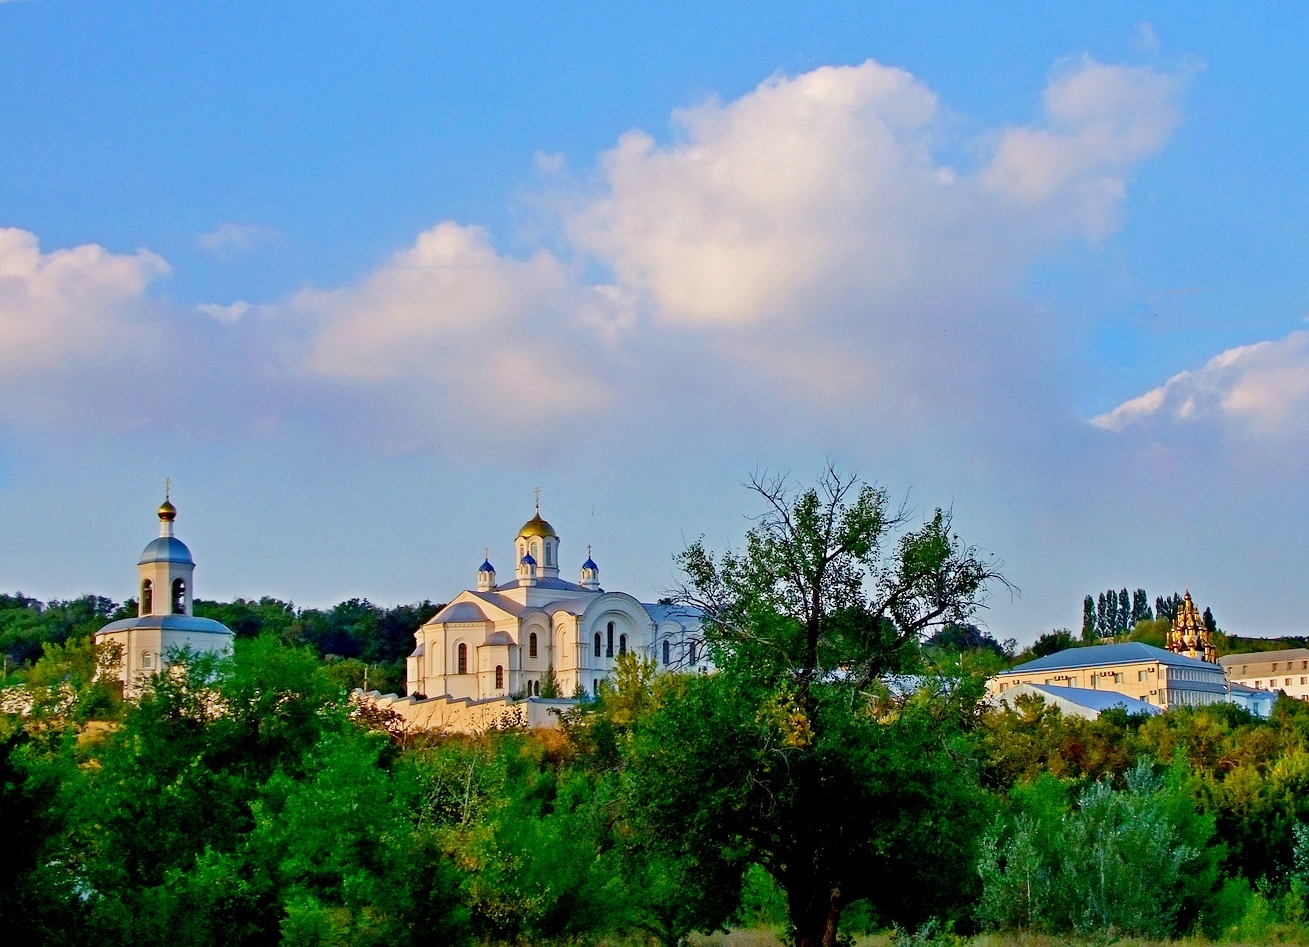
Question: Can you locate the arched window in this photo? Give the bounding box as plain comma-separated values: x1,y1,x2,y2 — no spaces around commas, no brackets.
495,665,504,689
141,579,152,616
663,640,670,666
619,634,627,656
592,679,599,696
171,578,186,614
594,633,602,657
457,643,468,675
529,632,538,658
531,541,539,559
606,622,614,658
141,651,154,669
688,640,697,665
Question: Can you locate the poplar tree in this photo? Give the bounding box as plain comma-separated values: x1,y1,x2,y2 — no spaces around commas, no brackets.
1118,589,1131,635
1082,595,1097,642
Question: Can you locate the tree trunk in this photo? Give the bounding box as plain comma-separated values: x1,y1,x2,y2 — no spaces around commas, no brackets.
788,876,843,947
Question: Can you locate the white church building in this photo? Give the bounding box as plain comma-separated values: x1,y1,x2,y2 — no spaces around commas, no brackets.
94,495,234,690
369,503,705,732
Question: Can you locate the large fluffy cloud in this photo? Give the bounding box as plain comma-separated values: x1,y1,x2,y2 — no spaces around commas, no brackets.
0,227,167,373
568,57,1180,331
1093,330,1309,436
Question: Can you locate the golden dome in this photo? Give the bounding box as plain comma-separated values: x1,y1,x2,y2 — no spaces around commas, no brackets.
518,512,557,539
158,499,177,522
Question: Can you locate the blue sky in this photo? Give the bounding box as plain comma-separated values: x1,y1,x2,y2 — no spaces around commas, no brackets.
3,2,1309,642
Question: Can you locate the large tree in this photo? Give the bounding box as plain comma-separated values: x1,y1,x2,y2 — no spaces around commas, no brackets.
635,467,1006,947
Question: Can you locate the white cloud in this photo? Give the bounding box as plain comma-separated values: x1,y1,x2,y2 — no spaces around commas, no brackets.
569,57,1181,333
981,58,1181,235
0,227,167,372
1093,331,1309,435
196,300,253,324
197,222,277,257
297,222,610,429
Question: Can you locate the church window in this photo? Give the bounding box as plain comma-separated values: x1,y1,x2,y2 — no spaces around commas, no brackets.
592,679,599,696
529,632,538,658
546,543,554,567
594,633,601,657
457,643,468,675
606,622,614,658
141,579,153,615
688,641,697,664
142,651,153,669
531,541,539,560
495,665,504,689
663,640,670,665
619,634,627,656
171,578,186,614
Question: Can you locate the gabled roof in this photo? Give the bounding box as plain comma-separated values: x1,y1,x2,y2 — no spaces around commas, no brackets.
1002,641,1220,675
431,602,490,623
1002,682,1161,717
1219,648,1309,667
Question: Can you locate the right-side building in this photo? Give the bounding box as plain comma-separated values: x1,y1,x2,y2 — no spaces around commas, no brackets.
1220,648,1309,702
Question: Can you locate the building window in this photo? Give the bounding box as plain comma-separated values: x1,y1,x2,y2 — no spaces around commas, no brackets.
688,641,697,665
1113,673,1124,684
141,579,153,615
495,665,504,689
594,633,601,657
592,679,599,696
1256,681,1263,688
663,640,670,665
606,622,614,658
619,634,627,656
171,578,186,614
529,632,538,658
1138,670,1147,682
457,643,468,675
1287,679,1293,687
546,543,554,567
141,651,153,669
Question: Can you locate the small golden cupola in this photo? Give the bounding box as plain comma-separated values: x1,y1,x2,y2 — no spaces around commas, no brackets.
1167,591,1216,663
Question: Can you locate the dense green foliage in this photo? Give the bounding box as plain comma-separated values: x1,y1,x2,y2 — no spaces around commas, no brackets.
0,593,440,696
9,471,1309,946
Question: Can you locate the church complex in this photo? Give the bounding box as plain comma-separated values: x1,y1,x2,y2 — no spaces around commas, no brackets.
81,490,1293,730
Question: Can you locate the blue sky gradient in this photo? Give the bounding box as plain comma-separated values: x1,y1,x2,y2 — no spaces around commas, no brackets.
3,2,1308,642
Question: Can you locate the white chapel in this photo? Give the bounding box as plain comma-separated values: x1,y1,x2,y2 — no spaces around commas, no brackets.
396,502,704,724
94,493,234,690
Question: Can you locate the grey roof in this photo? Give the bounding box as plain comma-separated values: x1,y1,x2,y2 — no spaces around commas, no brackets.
465,591,526,617
495,576,592,593
138,536,194,565
1011,683,1161,716
432,601,490,623
1220,648,1309,667
96,614,231,635
484,631,515,646
1230,682,1278,696
1003,642,1221,676
644,602,703,624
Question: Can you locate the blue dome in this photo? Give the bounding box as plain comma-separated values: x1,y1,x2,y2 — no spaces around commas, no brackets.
138,536,194,565
520,552,537,566
480,559,495,573
582,557,598,571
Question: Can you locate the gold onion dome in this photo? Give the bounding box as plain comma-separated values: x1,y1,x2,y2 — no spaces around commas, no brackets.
158,499,177,522
518,512,557,539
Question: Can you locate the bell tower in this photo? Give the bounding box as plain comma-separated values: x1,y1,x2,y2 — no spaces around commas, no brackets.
137,484,195,618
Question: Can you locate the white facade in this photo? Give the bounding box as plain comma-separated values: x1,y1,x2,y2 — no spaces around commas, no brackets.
94,497,233,691
1221,649,1309,702
392,507,704,727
